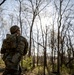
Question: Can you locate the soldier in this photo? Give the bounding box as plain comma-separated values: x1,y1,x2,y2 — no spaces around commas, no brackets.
1,25,28,75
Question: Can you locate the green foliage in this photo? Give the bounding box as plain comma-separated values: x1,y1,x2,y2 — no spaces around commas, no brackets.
69,63,74,75
25,66,49,75
0,59,5,68
31,66,45,75
61,65,70,75
47,63,52,71
23,57,33,70
60,63,74,75
53,64,57,71
0,59,4,64
37,66,44,75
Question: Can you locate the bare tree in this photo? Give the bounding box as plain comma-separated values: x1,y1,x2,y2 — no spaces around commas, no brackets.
36,25,39,66
28,0,51,56
19,0,23,34
53,0,74,74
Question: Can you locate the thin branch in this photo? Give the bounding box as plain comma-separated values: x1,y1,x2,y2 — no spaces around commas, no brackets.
0,0,6,6
61,0,70,16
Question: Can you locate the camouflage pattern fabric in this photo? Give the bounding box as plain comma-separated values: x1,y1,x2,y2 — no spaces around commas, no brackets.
3,65,21,75
1,34,28,55
16,35,28,55
1,34,28,75
1,34,17,53
1,34,28,63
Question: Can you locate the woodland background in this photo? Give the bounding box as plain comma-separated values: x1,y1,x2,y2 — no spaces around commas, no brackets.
0,0,74,75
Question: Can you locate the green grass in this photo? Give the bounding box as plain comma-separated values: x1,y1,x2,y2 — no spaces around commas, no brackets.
0,59,5,68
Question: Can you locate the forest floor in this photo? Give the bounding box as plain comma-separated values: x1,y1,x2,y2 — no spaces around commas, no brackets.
0,68,40,75
0,68,54,75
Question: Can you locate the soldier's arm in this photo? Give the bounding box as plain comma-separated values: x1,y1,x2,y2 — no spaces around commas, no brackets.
1,41,6,54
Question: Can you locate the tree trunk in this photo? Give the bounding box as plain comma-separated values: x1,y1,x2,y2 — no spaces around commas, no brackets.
29,15,35,57
44,26,47,75
33,36,35,68
57,0,62,74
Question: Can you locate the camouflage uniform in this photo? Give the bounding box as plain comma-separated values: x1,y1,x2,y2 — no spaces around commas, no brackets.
1,25,28,75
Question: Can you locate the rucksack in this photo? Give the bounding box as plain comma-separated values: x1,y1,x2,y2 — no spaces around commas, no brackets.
2,34,17,50
1,34,28,55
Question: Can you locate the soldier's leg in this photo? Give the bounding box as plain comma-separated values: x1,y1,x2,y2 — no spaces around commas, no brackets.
12,66,22,75
9,69,20,75
19,65,22,75
3,69,19,75
2,69,8,75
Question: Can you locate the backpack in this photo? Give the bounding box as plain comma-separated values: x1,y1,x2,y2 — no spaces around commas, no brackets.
2,34,17,51
1,34,28,55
